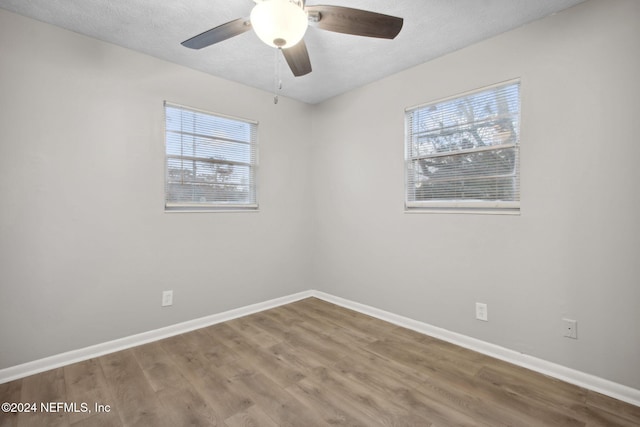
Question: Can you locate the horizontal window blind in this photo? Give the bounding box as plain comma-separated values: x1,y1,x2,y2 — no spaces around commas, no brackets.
405,80,520,213
164,102,258,210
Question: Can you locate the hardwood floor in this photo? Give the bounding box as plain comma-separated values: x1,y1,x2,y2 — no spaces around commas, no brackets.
1,297,639,426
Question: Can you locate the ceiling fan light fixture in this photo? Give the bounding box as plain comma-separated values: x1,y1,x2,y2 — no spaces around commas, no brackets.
250,0,308,48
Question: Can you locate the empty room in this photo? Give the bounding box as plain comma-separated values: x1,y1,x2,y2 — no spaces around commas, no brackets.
0,0,638,426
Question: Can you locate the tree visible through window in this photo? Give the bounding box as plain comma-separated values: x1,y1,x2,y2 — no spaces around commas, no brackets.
164,102,258,210
405,80,520,213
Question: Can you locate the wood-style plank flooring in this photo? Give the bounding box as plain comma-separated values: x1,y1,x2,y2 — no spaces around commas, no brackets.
1,298,639,426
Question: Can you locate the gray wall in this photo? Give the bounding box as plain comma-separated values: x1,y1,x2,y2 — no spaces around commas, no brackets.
0,10,313,369
310,0,640,389
1,0,639,391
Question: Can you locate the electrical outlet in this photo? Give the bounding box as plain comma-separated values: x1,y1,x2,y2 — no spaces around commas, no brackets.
475,302,488,321
162,290,173,307
563,318,577,339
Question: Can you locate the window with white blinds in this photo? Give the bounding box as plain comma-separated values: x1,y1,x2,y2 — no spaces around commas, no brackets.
405,80,520,213
164,102,258,210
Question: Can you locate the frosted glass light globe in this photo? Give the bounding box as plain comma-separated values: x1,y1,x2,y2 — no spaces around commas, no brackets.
250,0,308,48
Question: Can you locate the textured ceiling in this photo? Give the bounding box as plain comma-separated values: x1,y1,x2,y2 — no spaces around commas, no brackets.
0,0,585,104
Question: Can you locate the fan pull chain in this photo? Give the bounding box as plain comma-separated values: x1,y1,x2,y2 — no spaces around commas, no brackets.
274,48,283,104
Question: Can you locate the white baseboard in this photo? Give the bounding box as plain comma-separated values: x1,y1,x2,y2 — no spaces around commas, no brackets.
311,291,640,408
0,290,313,384
1,289,638,408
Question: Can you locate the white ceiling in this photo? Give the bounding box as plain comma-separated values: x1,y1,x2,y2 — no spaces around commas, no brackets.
0,0,585,104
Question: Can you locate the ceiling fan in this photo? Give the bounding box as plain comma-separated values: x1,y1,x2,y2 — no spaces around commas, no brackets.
181,0,404,77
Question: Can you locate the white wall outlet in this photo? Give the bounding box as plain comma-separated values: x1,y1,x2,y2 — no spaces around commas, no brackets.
563,318,577,339
475,302,488,321
162,290,173,307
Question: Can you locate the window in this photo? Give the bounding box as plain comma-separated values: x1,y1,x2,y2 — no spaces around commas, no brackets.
164,102,258,210
405,80,520,213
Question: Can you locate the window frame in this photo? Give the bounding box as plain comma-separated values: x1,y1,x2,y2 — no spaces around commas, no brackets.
404,79,521,215
164,101,259,212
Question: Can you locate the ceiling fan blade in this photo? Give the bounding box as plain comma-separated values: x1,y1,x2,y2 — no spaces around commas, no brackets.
282,40,312,77
182,17,251,49
306,5,403,39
